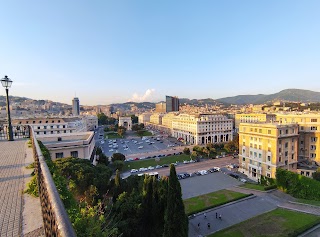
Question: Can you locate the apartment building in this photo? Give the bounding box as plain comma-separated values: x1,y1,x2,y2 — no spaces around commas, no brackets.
235,113,276,132
238,123,299,181
84,116,98,131
149,113,164,125
172,113,233,145
276,114,320,163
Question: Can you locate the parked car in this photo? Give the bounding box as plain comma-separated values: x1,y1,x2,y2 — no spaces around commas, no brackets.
155,165,162,169
130,169,138,173
148,166,155,170
240,178,247,183
109,149,114,152
213,167,220,171
138,146,143,149
134,158,139,160
162,164,169,167
228,173,239,179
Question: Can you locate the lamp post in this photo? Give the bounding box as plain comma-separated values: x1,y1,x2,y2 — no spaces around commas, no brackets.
1,75,13,141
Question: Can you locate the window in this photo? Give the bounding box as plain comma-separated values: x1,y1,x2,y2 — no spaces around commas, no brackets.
301,171,304,175
37,126,40,129
268,147,271,152
311,137,317,142
36,132,39,135
33,121,35,124
259,145,261,149
46,121,48,123
267,156,271,162
250,151,253,157
268,165,271,170
250,160,252,164
71,151,78,158
306,172,310,177
26,121,29,124
259,129,262,133
285,142,288,148
64,130,66,133
311,119,318,122
311,126,318,131
279,156,282,162
268,130,271,134
279,130,282,135
254,128,257,132
292,154,294,159
285,129,288,134
44,131,46,135
242,157,245,161
311,153,317,158
279,140,282,145
311,145,316,150
254,152,257,158
58,120,61,123
243,142,245,146
267,173,271,178
258,153,262,158
301,140,304,145
57,125,60,128
50,126,53,129
63,125,66,128
285,151,288,157
55,153,64,158
51,131,53,134
39,121,42,123
300,126,304,130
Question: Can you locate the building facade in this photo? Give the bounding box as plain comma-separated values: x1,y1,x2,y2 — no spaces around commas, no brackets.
155,102,166,113
238,123,299,181
275,113,320,163
172,113,233,145
166,96,179,112
138,113,152,124
72,97,80,116
37,132,95,160
235,113,276,132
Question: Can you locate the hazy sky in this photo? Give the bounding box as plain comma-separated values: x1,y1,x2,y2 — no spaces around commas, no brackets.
1,1,320,105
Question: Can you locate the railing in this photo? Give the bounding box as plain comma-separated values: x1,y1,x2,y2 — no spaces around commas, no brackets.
0,124,30,140
30,126,76,237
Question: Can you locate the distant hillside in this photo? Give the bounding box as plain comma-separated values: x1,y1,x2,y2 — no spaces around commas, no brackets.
217,89,320,105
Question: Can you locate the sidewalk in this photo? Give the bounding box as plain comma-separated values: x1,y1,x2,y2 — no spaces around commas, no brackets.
0,140,43,237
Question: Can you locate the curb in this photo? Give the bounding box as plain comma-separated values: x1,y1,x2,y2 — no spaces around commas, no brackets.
297,223,320,237
236,186,276,193
188,194,256,218
289,201,320,209
277,205,320,216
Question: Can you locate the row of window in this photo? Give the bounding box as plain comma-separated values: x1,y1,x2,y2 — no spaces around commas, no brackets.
36,125,66,129
55,151,78,158
19,120,61,124
36,130,71,135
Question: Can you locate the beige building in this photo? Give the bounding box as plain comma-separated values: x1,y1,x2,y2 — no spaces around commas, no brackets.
38,132,95,160
13,117,87,136
155,102,166,113
138,113,152,124
149,113,164,125
172,113,233,145
276,113,320,163
84,115,98,131
235,113,276,132
238,123,299,181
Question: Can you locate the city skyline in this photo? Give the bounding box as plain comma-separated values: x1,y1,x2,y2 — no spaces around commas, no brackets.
1,1,320,105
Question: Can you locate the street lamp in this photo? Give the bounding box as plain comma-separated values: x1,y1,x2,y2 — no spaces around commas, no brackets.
1,75,13,141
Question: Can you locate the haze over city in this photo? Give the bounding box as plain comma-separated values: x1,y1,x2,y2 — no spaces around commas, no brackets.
1,0,320,105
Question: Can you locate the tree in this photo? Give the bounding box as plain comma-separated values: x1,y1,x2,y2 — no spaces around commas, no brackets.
183,147,190,155
97,113,107,125
131,115,139,124
312,168,320,181
117,126,126,137
163,165,188,237
113,160,125,171
111,153,126,162
137,130,145,137
113,170,122,202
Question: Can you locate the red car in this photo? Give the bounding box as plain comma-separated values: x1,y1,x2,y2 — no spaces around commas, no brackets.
134,158,139,160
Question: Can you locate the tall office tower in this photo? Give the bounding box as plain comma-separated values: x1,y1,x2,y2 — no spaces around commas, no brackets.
166,96,179,112
72,97,80,116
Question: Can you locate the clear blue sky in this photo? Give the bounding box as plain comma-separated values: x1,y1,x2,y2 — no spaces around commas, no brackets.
0,0,319,105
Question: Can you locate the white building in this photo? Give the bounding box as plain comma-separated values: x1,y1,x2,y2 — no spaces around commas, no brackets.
138,113,152,124
84,115,98,131
172,113,233,145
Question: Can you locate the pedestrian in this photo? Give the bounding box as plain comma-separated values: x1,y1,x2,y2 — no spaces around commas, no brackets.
216,212,218,219
219,214,222,220
204,212,207,219
207,223,211,229
198,223,200,229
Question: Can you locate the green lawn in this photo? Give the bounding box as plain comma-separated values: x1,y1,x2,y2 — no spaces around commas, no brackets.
296,199,320,207
105,132,123,139
210,208,320,237
184,190,250,215
240,183,266,191
136,130,153,137
124,154,190,171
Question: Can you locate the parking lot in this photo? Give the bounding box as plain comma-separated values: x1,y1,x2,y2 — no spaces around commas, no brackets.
98,131,185,158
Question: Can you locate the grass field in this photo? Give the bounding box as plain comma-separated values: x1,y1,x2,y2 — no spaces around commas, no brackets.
124,154,191,171
105,132,123,139
296,199,320,207
210,208,320,237
184,190,250,215
240,183,266,191
136,130,153,137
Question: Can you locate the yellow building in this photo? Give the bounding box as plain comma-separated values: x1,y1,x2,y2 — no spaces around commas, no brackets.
162,112,178,129
235,113,276,132
276,114,320,163
239,123,299,181
149,113,164,125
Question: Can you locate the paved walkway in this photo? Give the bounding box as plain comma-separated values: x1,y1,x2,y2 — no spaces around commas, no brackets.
0,140,44,237
0,140,26,236
188,186,320,237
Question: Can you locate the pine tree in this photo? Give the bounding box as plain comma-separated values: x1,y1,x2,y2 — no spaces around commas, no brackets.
163,165,188,237
112,169,121,202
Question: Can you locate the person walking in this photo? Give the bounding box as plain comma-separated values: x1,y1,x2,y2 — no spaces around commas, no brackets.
216,212,218,219
204,212,207,219
207,223,211,229
198,223,200,229
219,214,222,220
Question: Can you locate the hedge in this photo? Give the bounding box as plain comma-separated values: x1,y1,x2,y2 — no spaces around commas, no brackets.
276,168,320,201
